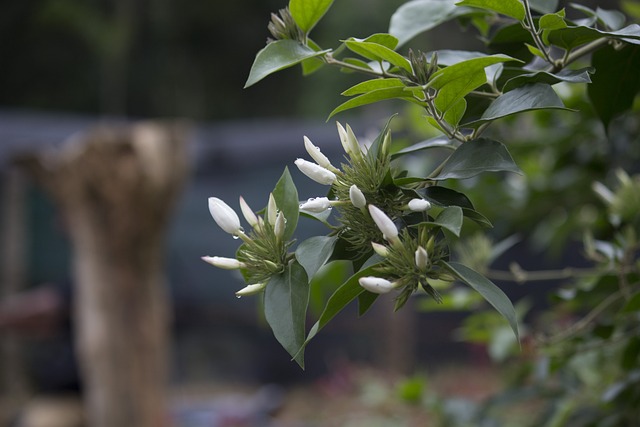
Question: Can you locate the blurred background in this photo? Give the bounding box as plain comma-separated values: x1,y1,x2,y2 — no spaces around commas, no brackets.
0,0,633,426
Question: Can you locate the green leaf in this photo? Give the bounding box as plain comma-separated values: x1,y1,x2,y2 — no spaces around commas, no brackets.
300,258,382,352
264,261,310,367
391,136,455,160
621,291,640,313
502,67,593,92
444,98,467,126
525,43,547,60
462,208,493,228
442,261,519,341
429,54,518,113
432,138,522,180
455,0,525,20
389,0,471,47
301,39,326,75
272,167,299,241
289,0,334,33
529,0,559,14
587,44,640,130
328,87,417,119
487,23,535,62
422,186,475,209
344,39,412,72
245,40,330,88
434,206,464,236
358,291,379,316
367,115,396,162
467,83,570,126
547,24,640,50
342,78,405,96
539,10,568,45
295,235,338,279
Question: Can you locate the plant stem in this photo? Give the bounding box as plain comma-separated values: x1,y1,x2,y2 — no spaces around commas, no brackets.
521,0,555,65
547,37,611,72
323,53,404,80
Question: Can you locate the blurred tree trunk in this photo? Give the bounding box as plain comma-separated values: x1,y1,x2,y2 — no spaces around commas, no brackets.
19,122,189,427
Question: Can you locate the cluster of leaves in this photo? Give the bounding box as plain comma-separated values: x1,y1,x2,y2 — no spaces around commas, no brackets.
204,0,640,373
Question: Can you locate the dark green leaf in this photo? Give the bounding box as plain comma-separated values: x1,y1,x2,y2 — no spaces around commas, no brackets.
455,0,525,20
502,67,593,92
487,23,535,62
467,83,570,126
245,40,330,87
289,0,334,33
442,261,519,341
422,186,475,209
462,207,493,228
358,291,379,316
434,206,464,236
391,136,456,160
547,24,640,50
432,138,522,180
621,291,640,313
264,262,310,367
529,0,559,14
272,167,299,241
587,44,640,130
389,0,471,47
295,236,338,279
621,337,640,370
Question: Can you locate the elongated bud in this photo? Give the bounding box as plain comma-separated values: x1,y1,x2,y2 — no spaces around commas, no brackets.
201,256,245,270
208,197,242,235
300,197,332,213
295,158,336,185
358,276,397,294
236,282,267,297
267,193,278,225
336,122,361,158
349,185,367,208
368,204,400,245
408,198,431,212
371,242,389,257
304,136,334,170
274,211,286,239
239,196,259,227
414,246,429,270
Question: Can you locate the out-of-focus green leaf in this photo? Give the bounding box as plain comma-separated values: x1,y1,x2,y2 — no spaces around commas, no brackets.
588,44,640,130
442,261,520,341
264,261,309,367
289,0,334,33
389,0,471,47
455,0,525,20
245,40,330,87
432,138,522,180
328,87,418,119
530,0,559,14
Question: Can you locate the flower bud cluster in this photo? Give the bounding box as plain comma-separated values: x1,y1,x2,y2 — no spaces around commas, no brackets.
267,7,305,43
204,194,292,296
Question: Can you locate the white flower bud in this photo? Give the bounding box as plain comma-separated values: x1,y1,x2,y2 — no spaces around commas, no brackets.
267,193,278,226
304,136,334,170
371,242,389,257
336,122,361,158
201,256,245,270
235,282,267,297
408,198,431,212
414,246,429,270
295,158,336,185
239,196,259,227
300,197,332,213
358,276,396,294
349,185,367,208
274,211,286,239
368,204,399,245
208,197,242,235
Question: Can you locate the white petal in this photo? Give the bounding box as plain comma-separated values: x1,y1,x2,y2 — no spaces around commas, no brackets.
408,198,431,212
368,204,399,244
267,193,278,226
349,185,367,208
208,197,242,235
371,242,389,257
414,246,429,270
239,196,259,227
235,282,267,297
294,158,336,185
358,276,395,294
304,136,333,169
300,197,332,213
274,211,286,239
201,256,245,270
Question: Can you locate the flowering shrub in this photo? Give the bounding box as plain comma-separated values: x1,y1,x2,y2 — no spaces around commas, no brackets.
203,0,640,368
